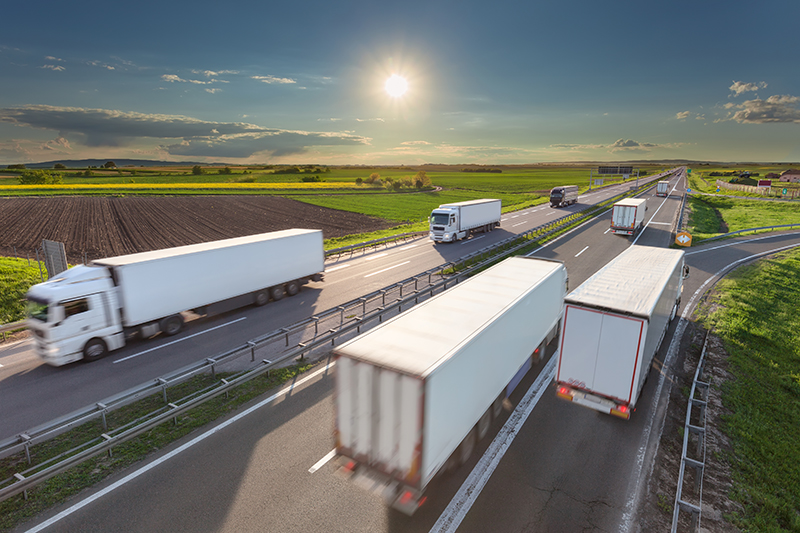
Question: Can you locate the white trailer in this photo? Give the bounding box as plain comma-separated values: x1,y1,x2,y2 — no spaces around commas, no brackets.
550,185,579,207
656,180,670,197
429,198,501,243
334,256,567,514
26,229,325,366
555,246,686,419
610,198,647,236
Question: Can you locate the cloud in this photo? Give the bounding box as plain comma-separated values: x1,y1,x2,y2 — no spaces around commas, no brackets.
44,56,64,62
400,140,431,146
675,111,691,120
205,88,222,94
549,139,683,153
88,60,115,70
40,65,65,71
355,118,385,122
161,74,217,85
252,75,296,84
0,105,370,158
729,80,767,96
728,94,800,123
192,69,238,77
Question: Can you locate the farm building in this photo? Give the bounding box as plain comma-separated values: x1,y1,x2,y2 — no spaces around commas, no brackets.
779,169,800,183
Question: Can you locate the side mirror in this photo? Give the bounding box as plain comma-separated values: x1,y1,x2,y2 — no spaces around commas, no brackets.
682,265,690,279
51,305,65,326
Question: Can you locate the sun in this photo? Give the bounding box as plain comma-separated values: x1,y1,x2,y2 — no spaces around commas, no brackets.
385,74,408,98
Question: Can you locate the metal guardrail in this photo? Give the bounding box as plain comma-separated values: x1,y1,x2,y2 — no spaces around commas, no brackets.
324,231,429,259
671,330,711,532
0,172,672,502
0,320,26,336
698,223,800,243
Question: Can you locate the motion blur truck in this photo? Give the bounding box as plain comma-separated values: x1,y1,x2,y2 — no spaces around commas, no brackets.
429,198,501,243
549,185,579,207
610,198,647,236
555,246,686,419
656,180,670,197
25,229,325,366
333,256,567,514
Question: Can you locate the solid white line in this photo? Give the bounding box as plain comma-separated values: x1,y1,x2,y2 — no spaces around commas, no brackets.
432,355,557,533
511,221,527,227
325,263,351,273
604,227,612,234
23,361,336,533
112,317,247,364
575,245,589,257
648,222,672,225
397,244,418,251
463,235,485,245
685,231,800,256
364,253,388,261
364,261,411,278
308,449,337,473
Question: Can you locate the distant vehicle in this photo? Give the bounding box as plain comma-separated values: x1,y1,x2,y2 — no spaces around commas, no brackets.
333,256,567,514
429,199,501,243
26,229,325,366
610,198,647,236
550,185,579,207
555,246,688,419
656,181,669,197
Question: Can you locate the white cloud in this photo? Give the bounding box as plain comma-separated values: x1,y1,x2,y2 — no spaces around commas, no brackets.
400,140,431,146
44,56,64,62
728,94,800,123
40,65,65,71
205,88,222,94
729,80,767,96
252,75,296,84
675,111,691,120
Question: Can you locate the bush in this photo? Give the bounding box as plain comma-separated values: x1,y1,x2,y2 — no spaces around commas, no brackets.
17,170,64,185
192,165,203,175
301,175,323,182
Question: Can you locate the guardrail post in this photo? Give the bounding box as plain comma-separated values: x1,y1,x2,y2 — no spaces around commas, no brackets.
281,328,290,347
248,341,256,362
338,306,346,327
205,358,217,380
20,433,31,465
13,474,27,500
97,402,108,431
156,378,168,404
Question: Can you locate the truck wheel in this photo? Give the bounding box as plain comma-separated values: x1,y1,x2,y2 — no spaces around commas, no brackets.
83,338,108,362
458,428,476,465
160,315,183,336
270,286,284,301
477,408,491,440
285,280,300,296
254,290,269,306
670,303,678,322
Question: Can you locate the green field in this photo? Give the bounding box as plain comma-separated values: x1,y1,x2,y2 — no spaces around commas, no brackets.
0,257,44,323
686,196,800,242
698,247,800,531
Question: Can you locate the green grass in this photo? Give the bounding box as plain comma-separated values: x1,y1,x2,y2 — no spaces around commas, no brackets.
687,196,800,243
0,257,45,323
698,247,800,531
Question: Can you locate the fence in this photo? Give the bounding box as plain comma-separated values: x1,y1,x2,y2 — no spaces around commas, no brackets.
715,179,800,199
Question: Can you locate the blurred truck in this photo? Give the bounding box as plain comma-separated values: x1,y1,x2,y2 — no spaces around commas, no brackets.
555,246,687,419
550,185,579,207
656,181,669,197
333,256,567,514
429,198,501,243
610,198,647,236
26,229,325,366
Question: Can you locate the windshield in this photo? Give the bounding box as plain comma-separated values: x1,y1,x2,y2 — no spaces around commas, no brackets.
27,300,49,322
550,191,563,198
430,213,450,225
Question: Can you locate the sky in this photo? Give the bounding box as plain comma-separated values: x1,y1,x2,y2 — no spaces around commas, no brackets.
1,0,799,166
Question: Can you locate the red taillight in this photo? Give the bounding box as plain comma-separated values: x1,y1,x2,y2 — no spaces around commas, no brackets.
399,491,413,505
418,496,427,507
344,461,355,472
558,386,569,395
617,405,628,413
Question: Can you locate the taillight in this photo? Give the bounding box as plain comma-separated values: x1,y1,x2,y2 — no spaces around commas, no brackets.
558,386,569,395
399,491,413,505
617,405,628,413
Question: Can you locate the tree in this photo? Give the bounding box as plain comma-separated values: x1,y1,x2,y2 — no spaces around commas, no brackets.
219,167,232,175
84,169,93,177
53,163,66,169
192,165,203,175
7,164,26,169
365,173,380,184
355,177,363,186
413,171,432,189
104,161,116,168
18,169,63,185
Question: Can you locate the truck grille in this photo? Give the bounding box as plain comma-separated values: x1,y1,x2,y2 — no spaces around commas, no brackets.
432,226,444,231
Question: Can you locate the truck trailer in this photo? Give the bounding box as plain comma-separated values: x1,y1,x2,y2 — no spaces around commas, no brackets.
26,229,325,366
333,256,567,514
656,180,670,197
610,198,647,236
555,246,687,419
550,185,579,207
429,198,501,243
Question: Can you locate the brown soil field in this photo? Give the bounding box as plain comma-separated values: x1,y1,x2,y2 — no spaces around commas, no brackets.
0,196,393,261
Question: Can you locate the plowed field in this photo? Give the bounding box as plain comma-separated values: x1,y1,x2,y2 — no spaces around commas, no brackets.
0,196,393,261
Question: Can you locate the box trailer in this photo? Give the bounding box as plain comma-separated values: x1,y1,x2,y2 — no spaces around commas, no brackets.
555,246,686,419
550,185,579,207
656,181,670,197
334,256,567,514
429,198,501,243
610,198,647,236
26,229,325,366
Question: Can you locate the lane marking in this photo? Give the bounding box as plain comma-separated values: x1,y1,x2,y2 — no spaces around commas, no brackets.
112,317,247,364
325,263,351,273
511,221,527,228
309,449,337,473
685,231,800,256
24,361,336,533
432,355,557,533
398,244,418,251
604,228,612,234
575,245,589,257
364,261,411,278
364,253,388,261
648,222,672,225
462,236,485,245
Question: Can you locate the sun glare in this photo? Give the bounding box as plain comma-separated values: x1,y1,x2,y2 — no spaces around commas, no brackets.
385,74,408,98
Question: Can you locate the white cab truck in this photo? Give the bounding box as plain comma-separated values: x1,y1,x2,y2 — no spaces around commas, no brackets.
610,197,647,236
549,185,579,207
656,180,670,197
555,246,687,419
333,256,567,514
25,229,325,366
429,198,501,243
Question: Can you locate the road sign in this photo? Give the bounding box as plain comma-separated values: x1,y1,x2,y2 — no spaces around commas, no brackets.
675,231,692,247
716,188,720,193
687,169,692,173
687,188,691,193
784,188,788,195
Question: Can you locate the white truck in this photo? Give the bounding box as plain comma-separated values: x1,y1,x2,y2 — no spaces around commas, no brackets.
25,229,325,366
610,198,647,236
656,180,670,197
549,185,579,207
333,256,567,514
555,246,687,419
429,198,501,243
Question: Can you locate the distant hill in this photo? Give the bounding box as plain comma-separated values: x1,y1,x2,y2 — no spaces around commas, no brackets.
19,159,213,169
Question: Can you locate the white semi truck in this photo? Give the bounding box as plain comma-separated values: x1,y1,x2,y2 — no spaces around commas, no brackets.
25,229,325,366
656,180,670,197
549,185,579,207
610,198,647,236
555,246,687,419
429,198,501,243
333,256,567,514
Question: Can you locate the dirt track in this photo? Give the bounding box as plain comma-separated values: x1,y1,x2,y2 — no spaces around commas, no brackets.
0,196,393,261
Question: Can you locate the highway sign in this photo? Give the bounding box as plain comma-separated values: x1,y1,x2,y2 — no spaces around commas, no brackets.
784,188,789,195
675,231,692,247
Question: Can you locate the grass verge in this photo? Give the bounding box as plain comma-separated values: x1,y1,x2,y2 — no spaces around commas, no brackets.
687,196,800,244
697,246,800,531
0,258,45,324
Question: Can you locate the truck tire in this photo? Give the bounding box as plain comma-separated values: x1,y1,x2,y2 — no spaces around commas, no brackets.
83,338,108,362
670,303,678,322
254,290,269,306
160,315,183,336
270,286,284,301
285,280,300,296
477,408,492,440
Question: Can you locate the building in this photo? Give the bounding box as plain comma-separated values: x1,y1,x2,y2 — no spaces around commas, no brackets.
779,169,800,183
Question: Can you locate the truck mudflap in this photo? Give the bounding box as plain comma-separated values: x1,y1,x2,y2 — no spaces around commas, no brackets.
336,457,426,515
556,384,631,420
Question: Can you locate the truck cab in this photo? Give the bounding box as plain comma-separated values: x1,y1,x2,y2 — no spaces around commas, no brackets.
429,207,460,243
26,265,124,365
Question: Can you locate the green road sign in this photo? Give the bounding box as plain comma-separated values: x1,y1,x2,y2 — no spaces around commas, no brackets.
784,188,788,195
